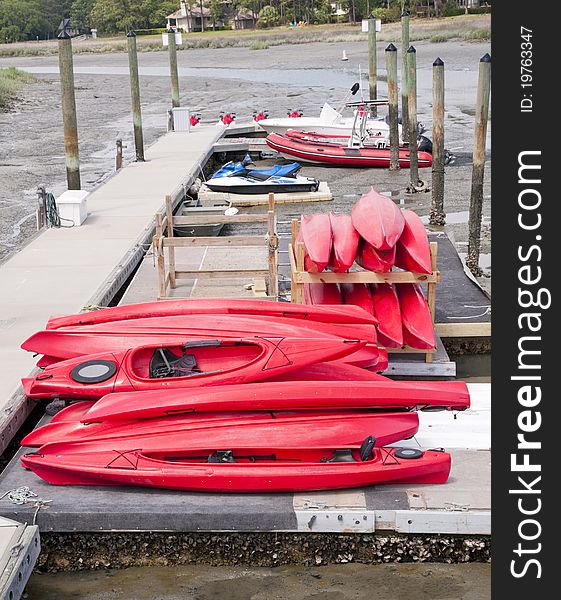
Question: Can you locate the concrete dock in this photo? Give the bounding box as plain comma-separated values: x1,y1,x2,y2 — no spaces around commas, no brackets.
0,125,225,454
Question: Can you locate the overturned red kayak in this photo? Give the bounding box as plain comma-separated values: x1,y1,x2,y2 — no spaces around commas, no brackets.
397,284,436,350
371,284,403,348
22,337,365,400
327,213,359,272
355,240,396,273
351,188,405,250
298,213,332,273
23,313,378,364
303,283,342,305
340,283,374,315
266,132,433,170
82,379,470,423
45,299,377,330
21,440,450,491
395,210,432,274
269,361,388,383
22,409,419,448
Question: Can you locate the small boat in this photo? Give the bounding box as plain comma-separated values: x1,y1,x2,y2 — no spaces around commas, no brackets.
211,157,302,179
396,284,436,349
22,336,365,400
80,379,471,423
351,188,405,250
266,130,432,169
355,241,397,273
327,213,359,272
340,283,374,315
173,204,226,238
371,284,404,348
44,299,378,330
22,409,419,449
205,173,319,195
21,438,450,491
395,209,432,274
298,213,332,272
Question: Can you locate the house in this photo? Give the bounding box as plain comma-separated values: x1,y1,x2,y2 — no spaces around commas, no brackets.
166,1,256,33
232,8,255,30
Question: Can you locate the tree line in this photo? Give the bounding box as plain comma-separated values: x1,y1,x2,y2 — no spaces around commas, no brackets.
0,0,417,42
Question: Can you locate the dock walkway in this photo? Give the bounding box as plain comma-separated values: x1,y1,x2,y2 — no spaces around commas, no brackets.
0,125,225,453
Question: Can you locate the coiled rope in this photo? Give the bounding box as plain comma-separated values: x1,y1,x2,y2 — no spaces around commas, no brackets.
45,192,74,228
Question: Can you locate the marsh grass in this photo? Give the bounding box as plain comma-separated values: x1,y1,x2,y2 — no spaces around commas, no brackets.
0,67,36,109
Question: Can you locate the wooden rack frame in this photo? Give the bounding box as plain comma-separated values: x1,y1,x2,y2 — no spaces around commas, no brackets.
154,193,278,300
289,219,440,363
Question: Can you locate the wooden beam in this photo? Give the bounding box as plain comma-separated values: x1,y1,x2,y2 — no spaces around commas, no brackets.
175,269,269,280
435,322,491,338
425,241,439,364
165,194,176,289
292,270,441,284
172,214,268,226
163,236,266,247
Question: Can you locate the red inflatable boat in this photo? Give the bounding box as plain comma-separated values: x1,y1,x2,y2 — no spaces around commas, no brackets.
22,337,365,400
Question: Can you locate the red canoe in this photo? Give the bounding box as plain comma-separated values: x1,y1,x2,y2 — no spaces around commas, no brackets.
395,209,432,274
45,299,378,330
22,336,365,400
371,284,403,348
81,379,470,423
22,313,378,364
397,284,436,350
327,213,359,272
298,214,332,273
266,132,433,170
303,283,342,305
340,283,374,315
351,188,405,250
355,240,397,273
21,441,450,491
22,409,419,448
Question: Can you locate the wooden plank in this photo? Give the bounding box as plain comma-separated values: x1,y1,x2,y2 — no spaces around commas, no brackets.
165,194,176,289
425,242,439,364
163,236,266,247
175,269,269,280
252,277,268,297
382,360,456,377
292,270,440,284
394,510,491,535
387,346,436,354
435,322,491,337
173,214,268,226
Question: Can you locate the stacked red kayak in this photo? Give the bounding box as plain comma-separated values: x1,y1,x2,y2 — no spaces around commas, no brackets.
296,189,435,350
20,299,468,492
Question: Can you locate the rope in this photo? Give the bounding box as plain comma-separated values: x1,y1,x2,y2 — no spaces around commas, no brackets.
0,486,51,525
44,192,74,228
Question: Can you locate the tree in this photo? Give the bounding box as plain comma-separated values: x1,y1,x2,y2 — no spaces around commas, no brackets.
257,5,280,28
208,0,222,30
70,0,95,31
0,0,49,42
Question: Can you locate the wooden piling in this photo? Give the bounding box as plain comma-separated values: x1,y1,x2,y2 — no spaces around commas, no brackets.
127,31,145,162
57,31,80,190
401,11,410,132
368,15,377,117
467,54,491,276
406,46,420,189
115,138,123,171
168,28,180,108
430,57,446,225
385,43,400,171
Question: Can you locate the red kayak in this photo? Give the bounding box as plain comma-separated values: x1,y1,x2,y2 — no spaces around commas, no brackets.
22,336,365,400
22,409,419,448
298,214,332,273
81,380,470,422
45,299,377,330
266,132,433,169
304,283,342,305
327,213,359,272
371,284,403,348
355,240,397,273
397,284,436,350
340,283,374,315
351,188,405,250
23,313,378,364
395,210,432,274
21,440,450,491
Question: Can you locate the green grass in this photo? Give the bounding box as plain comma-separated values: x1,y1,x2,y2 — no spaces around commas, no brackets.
249,40,270,50
430,34,451,43
0,67,36,109
462,28,491,41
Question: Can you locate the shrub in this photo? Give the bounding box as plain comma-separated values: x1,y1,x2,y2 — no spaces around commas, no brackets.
440,1,463,18
250,40,270,50
430,34,450,43
372,6,402,23
257,6,280,29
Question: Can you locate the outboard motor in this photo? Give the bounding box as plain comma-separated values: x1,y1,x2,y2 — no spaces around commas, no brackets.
417,135,433,154
220,112,236,125
288,109,303,118
253,110,269,122
190,113,201,127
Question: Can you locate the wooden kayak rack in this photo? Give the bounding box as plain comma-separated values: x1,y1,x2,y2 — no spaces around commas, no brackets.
153,193,279,300
288,219,441,363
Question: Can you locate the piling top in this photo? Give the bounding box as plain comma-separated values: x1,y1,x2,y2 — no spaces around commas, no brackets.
401,11,410,17
386,43,397,52
167,27,176,33
407,46,416,54
57,29,71,40
127,30,136,38
433,57,444,66
480,53,492,63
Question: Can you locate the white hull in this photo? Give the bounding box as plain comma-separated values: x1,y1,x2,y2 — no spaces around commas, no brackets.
259,118,395,139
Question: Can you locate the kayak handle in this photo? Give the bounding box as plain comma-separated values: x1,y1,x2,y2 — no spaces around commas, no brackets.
183,340,221,348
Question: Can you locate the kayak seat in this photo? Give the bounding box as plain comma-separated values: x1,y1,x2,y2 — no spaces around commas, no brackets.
149,348,201,379
208,450,236,463
325,449,356,463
